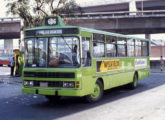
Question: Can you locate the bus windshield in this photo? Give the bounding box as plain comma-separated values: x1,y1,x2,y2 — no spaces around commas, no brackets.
24,37,80,68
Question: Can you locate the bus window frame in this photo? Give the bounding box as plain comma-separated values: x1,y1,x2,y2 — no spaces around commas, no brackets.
81,36,92,68
127,38,135,57
24,36,81,68
117,37,127,57
47,36,81,68
135,39,142,57
106,35,117,58
24,38,35,67
141,41,149,56
92,33,105,58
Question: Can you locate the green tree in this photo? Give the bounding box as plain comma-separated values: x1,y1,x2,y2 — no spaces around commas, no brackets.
6,0,81,28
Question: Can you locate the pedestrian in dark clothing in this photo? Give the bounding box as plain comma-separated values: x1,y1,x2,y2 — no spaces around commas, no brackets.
15,55,20,77
160,56,164,71
10,57,15,76
72,45,78,65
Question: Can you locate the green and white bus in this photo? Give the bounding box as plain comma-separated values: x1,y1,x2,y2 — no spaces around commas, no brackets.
22,16,150,102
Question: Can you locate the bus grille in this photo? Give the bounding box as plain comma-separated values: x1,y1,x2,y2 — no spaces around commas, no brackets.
33,81,63,87
24,72,75,78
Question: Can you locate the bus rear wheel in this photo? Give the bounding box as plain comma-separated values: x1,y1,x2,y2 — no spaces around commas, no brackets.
86,80,103,103
128,73,138,89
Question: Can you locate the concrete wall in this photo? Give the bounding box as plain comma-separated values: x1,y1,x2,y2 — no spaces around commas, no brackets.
150,46,165,69
4,39,13,50
0,21,20,39
151,46,165,58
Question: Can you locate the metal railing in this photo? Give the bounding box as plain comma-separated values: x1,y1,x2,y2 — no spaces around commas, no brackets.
0,17,21,22
63,10,165,19
1,10,165,21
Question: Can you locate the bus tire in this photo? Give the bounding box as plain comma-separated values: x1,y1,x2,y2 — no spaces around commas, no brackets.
86,80,103,103
128,73,138,89
45,95,61,102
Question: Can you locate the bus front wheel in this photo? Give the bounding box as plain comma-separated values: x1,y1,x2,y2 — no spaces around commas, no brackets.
86,80,103,103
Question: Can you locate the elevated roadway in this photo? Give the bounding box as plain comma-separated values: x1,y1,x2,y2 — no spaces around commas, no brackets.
79,0,165,13
67,10,165,34
0,18,21,39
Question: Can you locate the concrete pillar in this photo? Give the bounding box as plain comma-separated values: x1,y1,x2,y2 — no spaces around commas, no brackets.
0,39,4,49
4,39,13,50
129,0,137,15
20,19,24,52
145,34,151,57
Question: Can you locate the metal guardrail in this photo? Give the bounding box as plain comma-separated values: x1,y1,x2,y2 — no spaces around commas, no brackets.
1,10,165,21
63,10,165,19
0,17,21,22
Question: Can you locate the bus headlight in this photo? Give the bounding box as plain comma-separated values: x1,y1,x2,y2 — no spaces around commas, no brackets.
24,81,34,86
24,81,29,86
63,82,75,88
29,81,34,86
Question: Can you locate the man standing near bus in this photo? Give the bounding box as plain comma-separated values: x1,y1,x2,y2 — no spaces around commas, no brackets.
10,57,15,76
160,56,164,71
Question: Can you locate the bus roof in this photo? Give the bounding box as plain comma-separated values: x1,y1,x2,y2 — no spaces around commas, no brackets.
79,27,148,41
25,16,148,41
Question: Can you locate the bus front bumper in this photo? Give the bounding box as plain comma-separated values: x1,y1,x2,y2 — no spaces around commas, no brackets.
22,87,84,97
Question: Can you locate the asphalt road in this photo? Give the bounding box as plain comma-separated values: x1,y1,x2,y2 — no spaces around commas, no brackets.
0,67,165,120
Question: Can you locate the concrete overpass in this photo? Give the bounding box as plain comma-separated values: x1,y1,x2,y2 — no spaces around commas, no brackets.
64,0,165,35
67,10,165,34
79,0,165,13
0,18,21,39
0,18,21,50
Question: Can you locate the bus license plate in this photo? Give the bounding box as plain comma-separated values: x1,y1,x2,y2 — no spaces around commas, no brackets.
40,82,48,87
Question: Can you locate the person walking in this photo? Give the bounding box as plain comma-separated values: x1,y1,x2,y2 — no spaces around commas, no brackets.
10,57,15,76
160,56,164,71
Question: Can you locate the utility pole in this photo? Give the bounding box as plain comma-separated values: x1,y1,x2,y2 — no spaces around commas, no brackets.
141,0,144,15
161,40,164,58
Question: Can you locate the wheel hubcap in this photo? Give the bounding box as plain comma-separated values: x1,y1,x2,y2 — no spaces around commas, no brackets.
134,76,137,87
91,83,100,98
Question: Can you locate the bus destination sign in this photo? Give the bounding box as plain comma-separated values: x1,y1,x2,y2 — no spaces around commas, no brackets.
36,29,62,35
25,28,79,36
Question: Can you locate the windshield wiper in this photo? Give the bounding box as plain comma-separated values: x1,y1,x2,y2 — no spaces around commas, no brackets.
62,37,72,51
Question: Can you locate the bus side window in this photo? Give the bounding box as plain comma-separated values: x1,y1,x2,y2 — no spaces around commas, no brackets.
127,38,135,57
142,41,148,56
82,37,91,67
135,40,142,56
106,36,117,57
117,38,126,57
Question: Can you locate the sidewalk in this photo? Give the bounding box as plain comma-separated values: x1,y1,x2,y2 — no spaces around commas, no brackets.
150,68,165,73
0,75,22,84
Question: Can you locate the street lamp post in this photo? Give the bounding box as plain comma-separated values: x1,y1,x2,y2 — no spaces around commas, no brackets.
161,40,163,57
141,0,144,15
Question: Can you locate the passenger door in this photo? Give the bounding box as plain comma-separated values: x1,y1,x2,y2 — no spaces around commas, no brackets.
81,36,94,95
